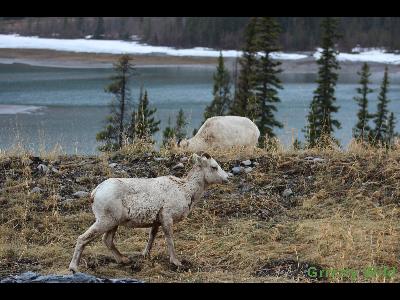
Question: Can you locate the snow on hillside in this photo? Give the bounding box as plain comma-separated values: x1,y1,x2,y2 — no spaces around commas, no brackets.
0,34,306,60
313,47,400,65
1,34,400,64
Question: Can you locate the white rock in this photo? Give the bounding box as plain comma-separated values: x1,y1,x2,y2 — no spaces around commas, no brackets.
253,162,259,166
283,188,293,197
313,157,325,163
37,164,49,173
244,167,253,173
51,167,60,174
109,163,118,168
242,160,252,166
31,187,42,193
154,157,166,162
72,191,89,198
232,166,243,175
180,157,188,163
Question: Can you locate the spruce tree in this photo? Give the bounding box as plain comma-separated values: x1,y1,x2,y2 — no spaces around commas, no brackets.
253,17,283,142
304,17,341,147
93,17,105,39
372,66,390,144
96,55,135,151
162,116,176,146
204,52,232,120
175,109,188,140
230,17,258,117
134,88,160,141
386,112,398,147
353,63,373,141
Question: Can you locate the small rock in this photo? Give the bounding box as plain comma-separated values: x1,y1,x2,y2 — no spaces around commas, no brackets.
253,162,259,166
307,176,313,180
37,164,49,173
51,167,60,174
172,163,184,169
283,188,293,197
244,167,253,173
232,166,243,175
31,187,42,193
154,157,166,162
313,157,325,163
72,191,89,198
180,156,188,163
109,163,118,168
242,160,252,166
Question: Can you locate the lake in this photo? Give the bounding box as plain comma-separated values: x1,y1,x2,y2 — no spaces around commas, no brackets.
1,63,399,154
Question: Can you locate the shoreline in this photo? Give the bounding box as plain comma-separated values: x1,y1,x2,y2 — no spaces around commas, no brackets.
1,49,400,76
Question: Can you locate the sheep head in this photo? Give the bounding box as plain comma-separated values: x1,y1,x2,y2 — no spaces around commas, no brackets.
191,152,229,185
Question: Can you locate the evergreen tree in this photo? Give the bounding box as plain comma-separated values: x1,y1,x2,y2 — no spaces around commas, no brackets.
134,88,160,141
96,55,135,151
372,66,390,144
353,63,374,141
162,116,176,146
93,17,105,39
253,17,283,142
204,52,232,120
304,17,341,147
175,109,188,140
230,17,258,117
386,112,398,147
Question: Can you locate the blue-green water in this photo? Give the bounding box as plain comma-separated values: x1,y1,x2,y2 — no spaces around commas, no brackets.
1,63,399,154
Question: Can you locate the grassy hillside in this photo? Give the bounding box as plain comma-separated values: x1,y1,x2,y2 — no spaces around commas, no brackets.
0,143,399,282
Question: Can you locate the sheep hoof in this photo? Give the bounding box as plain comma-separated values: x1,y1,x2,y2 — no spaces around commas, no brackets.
170,259,182,267
69,264,78,274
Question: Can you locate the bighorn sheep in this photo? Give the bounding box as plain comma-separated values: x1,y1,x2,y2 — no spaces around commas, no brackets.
178,116,260,152
69,153,229,273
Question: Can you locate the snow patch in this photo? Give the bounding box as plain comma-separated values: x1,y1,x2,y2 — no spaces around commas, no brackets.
314,47,400,65
0,34,306,60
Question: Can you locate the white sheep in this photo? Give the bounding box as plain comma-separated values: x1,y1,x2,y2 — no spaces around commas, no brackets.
68,153,229,273
178,116,260,152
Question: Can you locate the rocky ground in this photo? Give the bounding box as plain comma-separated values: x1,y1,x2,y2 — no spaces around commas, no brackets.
0,146,400,283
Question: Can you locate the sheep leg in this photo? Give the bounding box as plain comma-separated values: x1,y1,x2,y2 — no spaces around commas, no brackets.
161,219,182,267
103,226,130,264
68,221,112,273
143,225,159,258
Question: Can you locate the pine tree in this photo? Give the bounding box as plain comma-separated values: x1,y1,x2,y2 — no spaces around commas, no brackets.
96,55,135,151
372,66,390,144
230,17,258,117
93,17,105,39
204,52,232,120
353,63,374,141
162,116,176,146
304,17,341,147
253,17,283,142
386,112,398,147
175,109,188,140
134,88,160,141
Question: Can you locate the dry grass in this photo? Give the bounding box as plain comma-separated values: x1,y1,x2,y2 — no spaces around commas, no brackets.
1,140,400,282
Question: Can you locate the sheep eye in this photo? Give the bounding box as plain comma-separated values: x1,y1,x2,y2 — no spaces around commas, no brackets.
212,166,218,170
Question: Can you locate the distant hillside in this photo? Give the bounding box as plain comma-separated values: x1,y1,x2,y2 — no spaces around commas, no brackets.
1,17,400,51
